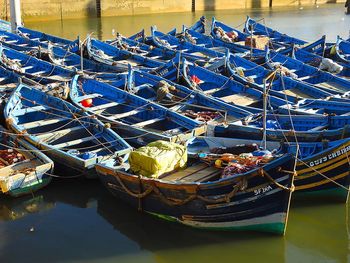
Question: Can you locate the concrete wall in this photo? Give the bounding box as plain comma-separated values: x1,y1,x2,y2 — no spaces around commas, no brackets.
0,0,346,22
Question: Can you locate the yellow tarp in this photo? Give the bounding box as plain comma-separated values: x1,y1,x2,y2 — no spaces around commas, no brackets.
129,140,187,178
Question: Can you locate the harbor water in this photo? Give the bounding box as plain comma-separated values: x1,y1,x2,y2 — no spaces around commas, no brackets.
1,3,350,263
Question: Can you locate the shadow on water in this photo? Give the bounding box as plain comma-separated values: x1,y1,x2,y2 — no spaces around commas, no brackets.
204,0,216,11
0,179,286,263
1,177,349,262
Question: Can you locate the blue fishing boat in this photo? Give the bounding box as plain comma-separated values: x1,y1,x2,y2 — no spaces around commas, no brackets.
188,16,206,33
158,28,338,103
279,42,350,78
0,126,54,197
0,65,21,96
299,35,327,55
0,29,126,75
69,75,206,145
0,20,10,32
222,50,337,101
107,32,176,62
187,136,350,203
210,17,288,51
126,66,255,121
86,37,164,71
252,48,350,94
0,45,74,87
154,54,312,110
148,26,225,61
216,113,350,142
334,36,350,64
96,140,295,235
4,84,132,178
17,26,79,52
180,26,252,53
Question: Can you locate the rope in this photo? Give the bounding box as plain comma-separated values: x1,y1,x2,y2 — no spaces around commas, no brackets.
297,157,350,191
107,164,295,207
108,176,246,206
259,168,295,192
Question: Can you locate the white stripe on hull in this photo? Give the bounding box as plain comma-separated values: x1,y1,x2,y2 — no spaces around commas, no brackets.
179,212,287,229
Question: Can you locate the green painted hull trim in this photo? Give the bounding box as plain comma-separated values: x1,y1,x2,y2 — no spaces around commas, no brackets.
6,177,52,198
147,212,286,235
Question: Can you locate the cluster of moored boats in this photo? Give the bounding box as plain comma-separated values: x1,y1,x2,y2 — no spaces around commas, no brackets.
0,16,350,235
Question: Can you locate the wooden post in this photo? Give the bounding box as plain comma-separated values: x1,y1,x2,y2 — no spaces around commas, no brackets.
9,0,22,32
96,0,101,17
269,0,273,7
192,0,195,12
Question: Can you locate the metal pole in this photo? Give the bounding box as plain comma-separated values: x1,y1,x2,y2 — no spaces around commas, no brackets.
9,0,21,33
262,79,267,150
80,37,84,72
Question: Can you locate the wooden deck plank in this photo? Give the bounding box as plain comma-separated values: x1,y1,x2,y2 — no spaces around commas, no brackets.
219,93,258,105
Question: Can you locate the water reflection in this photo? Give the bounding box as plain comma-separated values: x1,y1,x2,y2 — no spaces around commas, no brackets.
286,201,349,263
0,179,349,263
24,3,350,41
1,4,350,262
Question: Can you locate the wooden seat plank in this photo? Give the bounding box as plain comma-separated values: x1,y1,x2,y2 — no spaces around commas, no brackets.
76,93,103,102
109,109,143,120
90,102,120,111
14,105,51,116
21,117,69,129
132,117,164,128
52,135,99,149
36,126,85,139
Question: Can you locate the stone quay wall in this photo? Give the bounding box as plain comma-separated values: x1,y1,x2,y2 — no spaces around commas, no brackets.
0,0,346,22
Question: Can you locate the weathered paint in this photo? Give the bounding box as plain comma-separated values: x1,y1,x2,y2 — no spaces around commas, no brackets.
148,211,287,234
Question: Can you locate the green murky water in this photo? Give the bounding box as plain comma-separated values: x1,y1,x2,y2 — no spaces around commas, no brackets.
1,3,350,263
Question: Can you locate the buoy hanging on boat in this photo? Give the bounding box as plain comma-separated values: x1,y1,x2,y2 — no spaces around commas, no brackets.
81,98,93,107
191,75,201,84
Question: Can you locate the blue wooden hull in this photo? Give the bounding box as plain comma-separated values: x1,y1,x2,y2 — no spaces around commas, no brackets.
70,75,205,146
216,114,350,142
96,153,295,235
188,137,350,203
86,37,164,71
17,26,79,52
254,48,350,95
0,126,54,197
0,29,125,76
153,55,294,113
0,20,11,32
126,67,255,120
280,42,350,78
335,37,350,64
4,84,132,178
0,45,74,85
